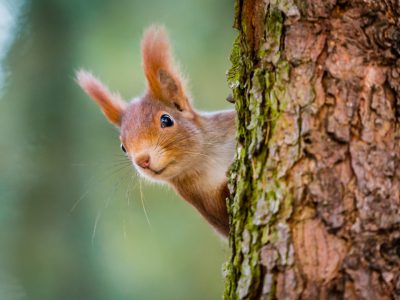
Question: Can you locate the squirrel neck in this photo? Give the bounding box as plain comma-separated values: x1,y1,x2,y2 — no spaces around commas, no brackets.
170,109,236,236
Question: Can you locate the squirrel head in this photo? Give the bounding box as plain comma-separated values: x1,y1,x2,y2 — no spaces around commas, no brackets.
77,25,203,181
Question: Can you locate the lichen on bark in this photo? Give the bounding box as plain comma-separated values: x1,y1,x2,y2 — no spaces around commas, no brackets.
225,0,400,299
224,1,295,299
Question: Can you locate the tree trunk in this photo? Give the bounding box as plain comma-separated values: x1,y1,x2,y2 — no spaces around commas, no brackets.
224,1,400,299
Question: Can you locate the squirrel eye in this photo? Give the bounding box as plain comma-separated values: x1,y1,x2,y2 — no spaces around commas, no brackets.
120,144,127,153
160,114,174,128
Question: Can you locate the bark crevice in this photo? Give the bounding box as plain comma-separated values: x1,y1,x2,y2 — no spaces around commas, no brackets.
225,1,400,299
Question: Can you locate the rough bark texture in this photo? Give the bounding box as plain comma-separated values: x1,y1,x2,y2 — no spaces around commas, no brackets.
224,0,400,299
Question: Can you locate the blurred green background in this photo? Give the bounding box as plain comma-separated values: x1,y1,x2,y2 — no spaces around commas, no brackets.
0,0,235,299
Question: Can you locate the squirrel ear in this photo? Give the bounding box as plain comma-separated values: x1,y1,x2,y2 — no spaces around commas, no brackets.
141,25,193,116
76,70,126,126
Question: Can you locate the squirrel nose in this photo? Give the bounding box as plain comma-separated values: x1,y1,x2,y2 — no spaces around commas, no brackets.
135,154,150,169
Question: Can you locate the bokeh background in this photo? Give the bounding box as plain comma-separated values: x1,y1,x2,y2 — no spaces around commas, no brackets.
0,0,235,299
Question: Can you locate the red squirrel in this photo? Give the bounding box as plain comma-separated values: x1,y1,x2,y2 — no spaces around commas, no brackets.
76,25,235,236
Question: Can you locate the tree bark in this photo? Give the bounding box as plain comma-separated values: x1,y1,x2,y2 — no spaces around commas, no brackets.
224,1,400,299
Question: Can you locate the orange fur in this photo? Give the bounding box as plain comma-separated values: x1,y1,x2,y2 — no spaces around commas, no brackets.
76,70,126,125
77,26,236,237
141,25,191,113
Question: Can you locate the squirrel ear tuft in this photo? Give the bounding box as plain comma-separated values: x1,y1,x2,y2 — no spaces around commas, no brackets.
141,25,193,115
76,69,126,126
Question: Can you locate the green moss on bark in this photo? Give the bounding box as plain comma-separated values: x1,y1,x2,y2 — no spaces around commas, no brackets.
226,1,400,299
224,1,296,299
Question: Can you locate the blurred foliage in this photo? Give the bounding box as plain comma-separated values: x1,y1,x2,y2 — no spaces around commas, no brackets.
0,0,235,299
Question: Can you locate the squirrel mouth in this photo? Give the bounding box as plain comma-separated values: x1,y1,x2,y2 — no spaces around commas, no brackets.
151,166,166,175
149,160,176,175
